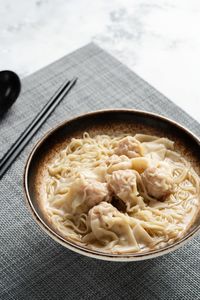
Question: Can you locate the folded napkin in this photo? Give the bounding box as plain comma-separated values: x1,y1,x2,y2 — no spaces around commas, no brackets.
0,43,199,300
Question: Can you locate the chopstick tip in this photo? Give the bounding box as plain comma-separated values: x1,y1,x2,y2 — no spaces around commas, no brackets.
72,77,78,84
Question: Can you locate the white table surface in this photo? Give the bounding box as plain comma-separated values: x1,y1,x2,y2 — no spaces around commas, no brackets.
1,0,200,122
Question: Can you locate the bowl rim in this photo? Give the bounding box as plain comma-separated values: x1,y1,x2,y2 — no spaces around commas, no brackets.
23,108,200,261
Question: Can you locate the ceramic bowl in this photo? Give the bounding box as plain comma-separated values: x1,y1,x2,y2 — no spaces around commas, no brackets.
24,109,200,261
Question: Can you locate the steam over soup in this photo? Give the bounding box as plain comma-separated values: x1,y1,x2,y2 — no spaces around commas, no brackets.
43,133,200,254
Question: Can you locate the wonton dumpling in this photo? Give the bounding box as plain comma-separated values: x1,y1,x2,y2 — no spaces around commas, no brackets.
141,161,174,200
135,134,174,149
83,179,110,207
85,202,154,253
107,169,138,198
114,136,143,158
135,135,174,165
85,202,139,252
107,170,140,207
67,178,110,214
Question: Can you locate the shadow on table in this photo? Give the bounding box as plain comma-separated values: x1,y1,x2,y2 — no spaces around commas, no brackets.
4,238,184,300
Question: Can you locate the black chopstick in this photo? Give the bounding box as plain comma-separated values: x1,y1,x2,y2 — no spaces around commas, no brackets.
0,77,78,179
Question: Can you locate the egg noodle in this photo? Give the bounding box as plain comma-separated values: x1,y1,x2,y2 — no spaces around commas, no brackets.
44,133,200,254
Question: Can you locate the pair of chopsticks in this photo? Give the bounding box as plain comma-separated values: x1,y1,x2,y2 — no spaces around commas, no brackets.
0,77,78,179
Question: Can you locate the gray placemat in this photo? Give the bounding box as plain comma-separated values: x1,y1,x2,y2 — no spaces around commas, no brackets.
0,43,199,300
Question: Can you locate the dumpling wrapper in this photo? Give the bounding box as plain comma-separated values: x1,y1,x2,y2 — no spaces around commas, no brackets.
84,202,154,253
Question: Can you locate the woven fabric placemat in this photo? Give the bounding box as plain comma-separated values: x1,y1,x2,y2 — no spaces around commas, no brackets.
0,43,199,300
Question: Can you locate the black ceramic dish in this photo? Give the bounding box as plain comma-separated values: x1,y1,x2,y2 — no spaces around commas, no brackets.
24,109,200,261
0,70,21,114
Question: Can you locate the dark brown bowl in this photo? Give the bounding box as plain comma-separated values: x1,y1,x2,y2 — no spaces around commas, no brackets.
24,109,200,261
